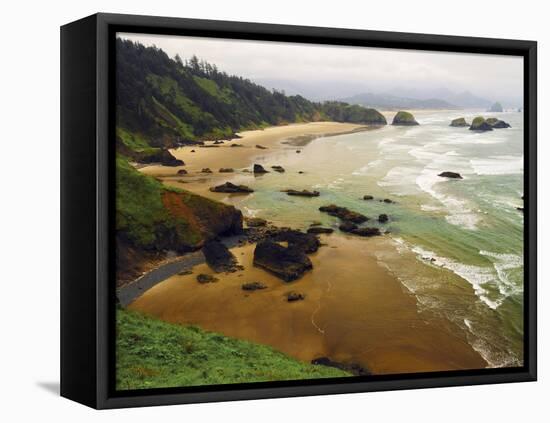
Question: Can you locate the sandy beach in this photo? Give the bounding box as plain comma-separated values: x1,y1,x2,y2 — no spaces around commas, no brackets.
138,122,370,198
129,120,488,374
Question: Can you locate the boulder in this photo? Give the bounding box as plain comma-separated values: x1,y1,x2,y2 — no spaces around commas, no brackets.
319,204,368,224
311,357,370,376
438,171,463,179
296,150,301,153
256,144,267,149
271,229,321,254
196,274,218,284
486,117,511,128
213,140,224,145
253,241,313,282
283,189,320,197
230,144,243,148
363,195,374,200
450,117,469,127
378,214,389,223
210,182,254,193
190,149,196,153
253,164,269,174
339,221,358,233
177,169,188,175
245,217,267,227
287,292,306,302
469,117,493,131
219,168,234,173
241,282,267,291
307,227,334,234
201,168,213,173
202,240,240,273
271,165,285,173
351,227,381,237
392,111,419,126
138,149,184,166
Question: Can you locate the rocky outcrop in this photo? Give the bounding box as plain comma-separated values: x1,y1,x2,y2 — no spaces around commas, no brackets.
271,229,320,254
488,102,503,113
319,204,368,224
450,117,469,127
283,189,320,197
470,117,493,131
137,149,184,166
242,282,267,291
338,221,358,233
209,182,254,193
287,292,305,302
486,118,511,128
307,227,334,234
351,227,381,237
202,240,240,273
253,241,313,282
311,357,370,376
253,164,269,174
392,111,419,126
197,274,218,284
245,217,267,227
438,171,463,179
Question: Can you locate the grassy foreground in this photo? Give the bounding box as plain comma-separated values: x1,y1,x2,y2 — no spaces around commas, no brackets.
116,309,351,390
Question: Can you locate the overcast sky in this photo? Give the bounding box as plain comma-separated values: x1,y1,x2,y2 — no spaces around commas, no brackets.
119,32,523,104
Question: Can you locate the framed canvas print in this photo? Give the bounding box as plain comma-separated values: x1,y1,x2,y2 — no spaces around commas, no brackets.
60,13,537,409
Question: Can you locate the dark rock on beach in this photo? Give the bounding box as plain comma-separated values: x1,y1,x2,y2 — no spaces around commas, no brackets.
438,171,463,179
210,182,254,194
284,189,320,197
137,149,184,166
202,240,240,273
339,221,358,233
307,227,334,234
253,164,269,174
197,273,218,284
271,165,285,173
230,143,244,148
287,292,305,302
245,217,267,227
272,229,321,254
201,167,213,173
219,168,234,173
256,144,267,149
382,198,395,204
177,169,188,175
378,213,389,223
351,227,381,237
253,240,313,282
242,282,267,291
319,204,368,224
311,357,370,376
363,195,374,200
486,117,511,128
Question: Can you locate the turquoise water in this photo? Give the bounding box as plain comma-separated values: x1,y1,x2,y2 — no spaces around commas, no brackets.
221,110,524,368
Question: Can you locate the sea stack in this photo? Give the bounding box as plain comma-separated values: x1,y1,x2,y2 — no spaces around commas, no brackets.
469,117,493,131
488,102,504,112
392,111,419,126
450,117,469,127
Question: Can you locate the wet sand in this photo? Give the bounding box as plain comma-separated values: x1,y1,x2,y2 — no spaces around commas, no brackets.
129,234,486,374
138,122,369,198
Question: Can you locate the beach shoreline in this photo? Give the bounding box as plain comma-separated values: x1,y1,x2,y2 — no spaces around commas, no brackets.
126,120,489,375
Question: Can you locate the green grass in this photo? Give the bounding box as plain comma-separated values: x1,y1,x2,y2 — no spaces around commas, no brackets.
116,308,351,390
116,127,151,151
472,116,486,126
193,76,232,103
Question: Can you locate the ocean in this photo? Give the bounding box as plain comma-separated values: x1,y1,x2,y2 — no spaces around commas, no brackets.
221,110,524,368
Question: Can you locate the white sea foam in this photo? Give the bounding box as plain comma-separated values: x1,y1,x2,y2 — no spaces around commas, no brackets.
352,159,383,175
470,155,523,175
242,206,262,217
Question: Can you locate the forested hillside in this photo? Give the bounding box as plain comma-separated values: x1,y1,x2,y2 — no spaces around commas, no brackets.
116,38,386,151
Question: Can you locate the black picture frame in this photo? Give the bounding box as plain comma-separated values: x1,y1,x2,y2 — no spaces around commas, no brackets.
60,12,537,409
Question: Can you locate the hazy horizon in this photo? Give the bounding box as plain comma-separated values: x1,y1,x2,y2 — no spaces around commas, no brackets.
119,33,524,107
